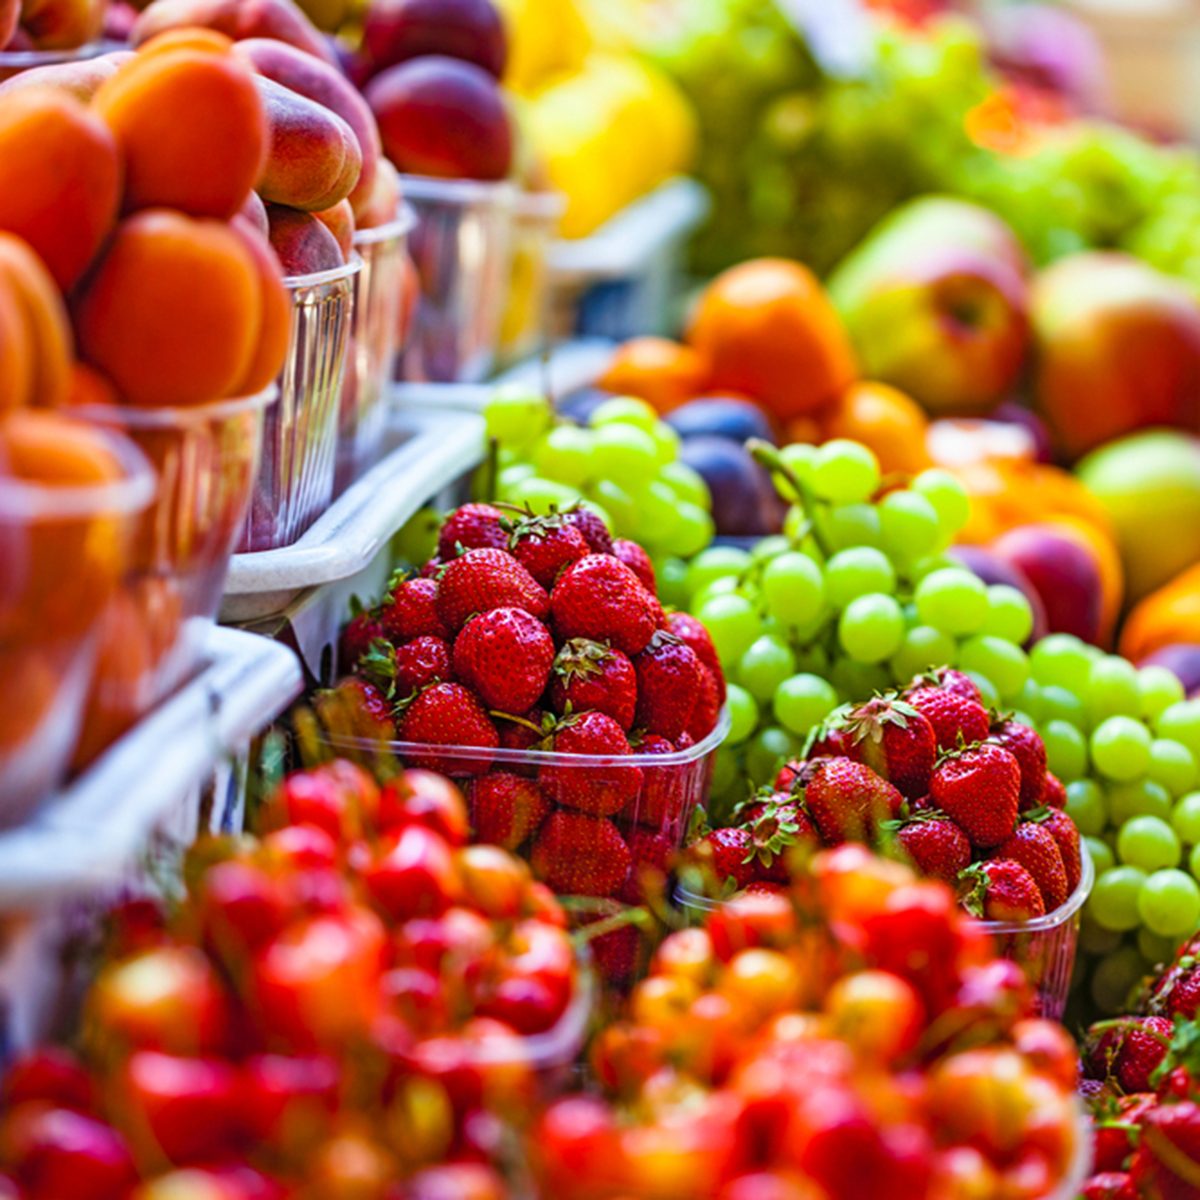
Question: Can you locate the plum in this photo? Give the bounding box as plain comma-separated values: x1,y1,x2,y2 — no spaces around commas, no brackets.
949,544,1048,644
1140,644,1200,698
665,396,776,446
678,436,784,538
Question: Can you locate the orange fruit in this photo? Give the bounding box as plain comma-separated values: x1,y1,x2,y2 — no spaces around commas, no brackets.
823,381,932,476
597,336,708,415
686,258,857,421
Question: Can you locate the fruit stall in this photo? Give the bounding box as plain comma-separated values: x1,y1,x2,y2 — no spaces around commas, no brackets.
3,0,1200,1195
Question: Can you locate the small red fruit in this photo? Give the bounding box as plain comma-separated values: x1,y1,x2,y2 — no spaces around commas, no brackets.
612,539,655,593
929,742,1021,849
634,631,703,741
989,717,1049,810
550,554,658,657
468,772,550,849
435,548,549,634
530,812,632,897
959,859,1046,921
379,576,446,642
452,606,555,713
540,711,643,817
548,638,637,731
437,502,508,559
394,682,499,775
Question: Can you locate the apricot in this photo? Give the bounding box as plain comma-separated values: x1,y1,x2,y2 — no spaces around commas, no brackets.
267,204,345,275
0,50,132,101
93,36,267,220
0,86,120,290
227,219,290,395
0,0,18,46
314,199,354,259
74,209,264,406
0,232,73,408
65,362,118,406
18,0,104,50
255,75,361,212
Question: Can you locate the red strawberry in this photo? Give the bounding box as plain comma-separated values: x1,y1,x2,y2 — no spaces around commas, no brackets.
530,812,631,897
887,813,971,884
902,684,989,750
989,717,1048,809
743,799,817,883
496,709,549,756
550,555,658,657
692,827,756,890
802,757,904,844
1129,1100,1200,1200
540,712,643,817
843,696,937,800
627,734,686,832
633,631,703,741
774,758,827,794
1081,1173,1137,1200
314,676,395,741
1087,1017,1174,1094
586,918,642,985
621,829,674,902
339,608,383,671
548,639,637,731
419,557,442,578
920,667,982,704
1040,772,1067,810
1150,936,1200,1021
929,742,1020,849
468,773,550,850
437,502,508,559
1034,806,1083,894
393,635,452,696
995,820,1069,911
959,859,1045,921
807,716,853,760
394,683,498,775
685,666,721,743
452,607,555,713
1092,1094,1158,1172
508,512,591,588
612,539,655,593
562,506,614,554
435,548,549,633
380,577,446,643
664,611,726,703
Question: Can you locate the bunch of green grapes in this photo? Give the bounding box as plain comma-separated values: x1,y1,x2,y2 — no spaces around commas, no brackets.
478,387,716,561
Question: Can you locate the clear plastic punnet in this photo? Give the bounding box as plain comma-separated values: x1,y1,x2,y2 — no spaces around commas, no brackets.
497,189,566,367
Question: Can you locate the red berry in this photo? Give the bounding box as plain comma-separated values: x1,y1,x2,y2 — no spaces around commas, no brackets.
664,610,726,703
530,812,631,897
612,538,655,593
960,859,1045,921
508,512,591,588
902,684,989,751
550,554,658,657
379,576,446,642
989,717,1048,810
540,711,643,817
803,757,904,844
393,635,452,695
843,695,937,800
548,638,637,731
435,548,549,634
452,606,555,713
929,742,1020,849
891,815,971,885
633,631,703,742
468,772,551,850
995,820,1069,910
395,683,499,775
437,502,508,559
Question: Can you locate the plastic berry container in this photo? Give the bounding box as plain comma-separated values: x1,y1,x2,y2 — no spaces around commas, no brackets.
395,174,516,384
71,387,274,766
336,204,417,491
0,423,154,824
496,190,566,368
239,259,360,551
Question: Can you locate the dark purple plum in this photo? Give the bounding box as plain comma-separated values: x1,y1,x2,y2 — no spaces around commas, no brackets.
679,436,785,538
665,397,776,446
557,388,612,425
1140,643,1200,697
950,544,1048,644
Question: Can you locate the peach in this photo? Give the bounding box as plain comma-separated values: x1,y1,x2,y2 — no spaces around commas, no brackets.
313,199,353,259
74,208,264,406
18,0,104,49
232,37,380,217
267,204,344,275
227,219,290,394
361,0,507,80
0,86,120,290
0,0,17,46
365,54,512,182
238,188,270,239
131,0,337,65
0,50,133,101
0,232,73,409
93,35,267,220
255,74,362,212
355,157,401,230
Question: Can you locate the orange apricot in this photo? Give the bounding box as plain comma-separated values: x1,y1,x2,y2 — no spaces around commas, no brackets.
227,220,291,396
0,232,73,407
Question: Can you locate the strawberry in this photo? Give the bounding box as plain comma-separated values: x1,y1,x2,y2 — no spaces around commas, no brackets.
802,757,904,844
507,512,591,588
612,539,655,593
1081,1173,1137,1200
901,683,989,751
685,666,721,743
1040,771,1067,809
392,635,452,696
633,631,703,741
548,639,637,731
437,502,508,559
743,799,817,883
959,859,1045,921
621,829,675,903
419,557,442,578
1092,1094,1158,1172
1033,806,1083,894
394,683,498,775
550,555,658,657
540,711,643,817
1150,936,1200,1021
452,607,555,713
468,772,550,850
995,819,1069,911
805,713,854,760
1129,1100,1200,1200
339,608,383,671
919,667,982,705
989,717,1048,809
843,695,937,800
562,506,614,554
530,812,631,897
774,758,827,794
627,734,686,831
379,577,446,643
314,676,395,742
664,611,726,703
1087,1017,1175,1094
496,708,550,756
693,827,757,890
435,548,549,634
929,742,1020,849
886,813,970,884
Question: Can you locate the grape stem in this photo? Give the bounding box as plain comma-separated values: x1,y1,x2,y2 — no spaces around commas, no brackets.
747,439,835,558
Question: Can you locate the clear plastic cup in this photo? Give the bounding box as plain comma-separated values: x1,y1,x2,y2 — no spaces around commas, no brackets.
0,422,154,824
336,205,416,491
396,174,516,384
240,260,360,552
0,41,109,83
72,388,274,765
497,190,566,368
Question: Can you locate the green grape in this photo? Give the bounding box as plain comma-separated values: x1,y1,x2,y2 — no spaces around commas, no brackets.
1091,945,1146,1014
394,505,440,565
824,547,896,610
589,396,657,432
686,546,750,600
966,671,1000,710
957,635,1029,700
794,643,832,677
1066,779,1107,837
631,481,683,547
879,490,940,560
809,439,880,504
1013,680,1043,722
657,557,689,610
673,504,715,559
532,425,593,487
1109,779,1173,825
905,554,958,583
1089,865,1148,931
1117,816,1181,871
692,577,738,610
1139,665,1186,722
1138,928,1179,968
1173,792,1200,844
779,443,816,486
761,552,825,626
1084,837,1115,877
1087,656,1142,724
738,636,796,703
1138,869,1200,937
1039,685,1086,728
496,463,536,496
890,625,957,684
1090,716,1153,781
650,422,681,465
1149,739,1198,798
510,477,579,514
830,658,891,701
774,673,838,735
745,726,802,783
590,479,637,536
484,385,551,446
913,468,970,535
1043,719,1088,782
1191,843,1200,881
696,593,763,667
838,593,905,664
981,585,1034,644
751,535,791,563
591,423,659,486
914,568,988,635
1156,700,1200,758
660,461,710,509
708,746,741,806
725,684,758,745
820,503,882,550
1029,634,1095,694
